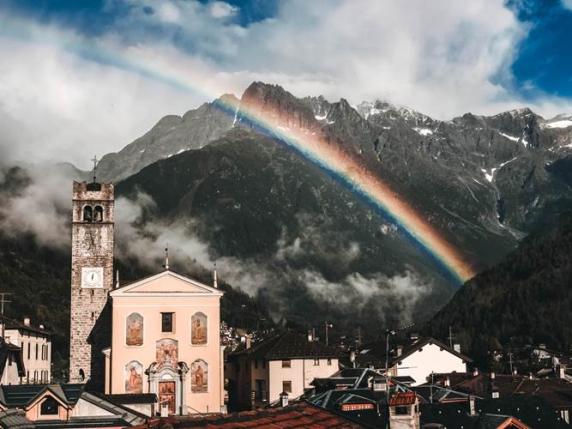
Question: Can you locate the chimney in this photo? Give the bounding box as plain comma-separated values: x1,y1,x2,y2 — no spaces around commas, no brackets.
396,345,403,357
245,335,252,349
454,343,461,353
560,365,567,379
409,332,419,341
279,391,289,407
308,330,313,342
349,350,356,368
469,395,477,416
473,368,479,377
23,317,30,327
39,324,45,330
444,376,450,387
490,372,495,380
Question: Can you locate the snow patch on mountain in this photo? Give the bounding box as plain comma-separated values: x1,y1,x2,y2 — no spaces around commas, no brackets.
498,132,519,142
413,127,433,136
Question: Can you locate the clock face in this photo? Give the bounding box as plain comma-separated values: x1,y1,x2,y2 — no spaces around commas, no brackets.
81,267,104,289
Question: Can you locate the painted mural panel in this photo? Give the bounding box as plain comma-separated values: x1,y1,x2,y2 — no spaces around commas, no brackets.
126,313,144,346
125,361,143,393
191,359,208,393
191,312,208,345
156,339,178,369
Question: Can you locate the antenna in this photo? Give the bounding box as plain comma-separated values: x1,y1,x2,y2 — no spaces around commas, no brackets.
91,156,99,183
0,292,12,338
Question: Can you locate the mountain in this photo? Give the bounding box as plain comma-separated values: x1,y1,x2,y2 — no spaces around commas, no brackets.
426,214,572,366
96,94,239,182
97,81,572,330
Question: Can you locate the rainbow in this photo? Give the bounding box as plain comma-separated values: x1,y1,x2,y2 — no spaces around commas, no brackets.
0,20,476,284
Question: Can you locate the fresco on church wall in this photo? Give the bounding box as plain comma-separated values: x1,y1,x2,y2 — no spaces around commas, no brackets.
191,312,207,345
126,313,143,346
125,361,143,393
156,339,178,369
191,359,208,393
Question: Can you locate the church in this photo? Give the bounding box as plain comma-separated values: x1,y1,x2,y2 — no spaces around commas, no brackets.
68,179,225,416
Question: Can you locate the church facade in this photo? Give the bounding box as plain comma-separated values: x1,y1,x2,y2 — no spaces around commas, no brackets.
68,179,224,415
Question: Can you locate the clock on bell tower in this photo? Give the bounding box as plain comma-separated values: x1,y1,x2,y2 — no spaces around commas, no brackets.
69,178,114,386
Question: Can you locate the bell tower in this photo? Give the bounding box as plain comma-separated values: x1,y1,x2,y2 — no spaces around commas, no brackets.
69,175,114,385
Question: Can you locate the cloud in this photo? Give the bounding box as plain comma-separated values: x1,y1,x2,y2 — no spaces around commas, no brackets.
1,0,571,169
562,0,572,11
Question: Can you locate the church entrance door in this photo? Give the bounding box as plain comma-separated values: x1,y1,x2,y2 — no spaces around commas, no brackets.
159,381,176,415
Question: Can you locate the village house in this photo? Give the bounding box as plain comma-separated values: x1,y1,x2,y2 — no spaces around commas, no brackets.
225,331,340,410
0,383,147,427
1,316,52,384
0,337,25,385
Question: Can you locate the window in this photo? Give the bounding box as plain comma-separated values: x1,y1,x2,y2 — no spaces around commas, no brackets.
33,370,38,383
395,406,410,415
313,358,320,366
161,312,174,333
94,206,103,222
282,381,292,393
27,343,30,359
36,344,38,360
281,359,291,368
83,206,93,222
254,360,258,369
40,397,59,415
327,358,332,366
262,360,266,369
26,371,29,383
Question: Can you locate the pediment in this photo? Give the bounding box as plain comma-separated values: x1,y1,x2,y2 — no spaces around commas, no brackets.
110,270,223,297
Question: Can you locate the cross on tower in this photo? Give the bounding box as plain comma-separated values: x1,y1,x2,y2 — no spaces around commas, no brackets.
91,156,98,183
164,245,170,271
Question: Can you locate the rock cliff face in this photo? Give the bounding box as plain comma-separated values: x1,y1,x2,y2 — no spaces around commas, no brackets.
91,82,572,327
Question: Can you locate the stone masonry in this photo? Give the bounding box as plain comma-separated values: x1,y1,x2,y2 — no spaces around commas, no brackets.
69,181,114,385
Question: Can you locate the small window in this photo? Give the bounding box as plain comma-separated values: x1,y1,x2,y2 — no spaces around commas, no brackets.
33,370,38,383
27,343,30,359
281,359,291,368
36,344,38,360
40,397,59,415
395,406,410,415
327,358,332,366
254,360,258,369
262,360,266,369
79,369,85,381
94,206,103,222
161,312,174,333
282,380,292,393
83,206,93,222
313,358,320,366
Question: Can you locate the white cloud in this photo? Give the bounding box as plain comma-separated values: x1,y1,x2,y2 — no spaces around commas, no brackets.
0,0,571,168
562,0,572,11
209,1,239,19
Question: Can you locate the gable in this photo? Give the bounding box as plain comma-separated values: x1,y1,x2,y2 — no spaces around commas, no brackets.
110,271,223,297
71,398,115,418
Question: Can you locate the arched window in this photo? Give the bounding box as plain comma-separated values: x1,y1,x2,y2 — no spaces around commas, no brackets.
191,312,207,345
126,313,144,346
191,359,208,393
83,206,93,222
40,396,59,415
94,206,103,222
79,369,85,381
125,361,143,394
33,370,38,383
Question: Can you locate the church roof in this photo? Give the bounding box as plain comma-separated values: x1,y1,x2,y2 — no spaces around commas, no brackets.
110,269,223,298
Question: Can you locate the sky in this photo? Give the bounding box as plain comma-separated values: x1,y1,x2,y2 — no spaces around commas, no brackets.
1,0,572,168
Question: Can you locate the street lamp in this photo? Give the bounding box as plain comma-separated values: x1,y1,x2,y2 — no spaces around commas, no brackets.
325,322,333,346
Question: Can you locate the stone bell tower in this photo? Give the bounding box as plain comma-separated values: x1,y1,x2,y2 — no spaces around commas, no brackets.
69,176,114,386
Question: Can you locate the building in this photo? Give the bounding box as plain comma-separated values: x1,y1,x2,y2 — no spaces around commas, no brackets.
0,384,147,427
106,269,225,415
0,338,25,385
1,316,51,384
226,331,340,410
69,181,114,386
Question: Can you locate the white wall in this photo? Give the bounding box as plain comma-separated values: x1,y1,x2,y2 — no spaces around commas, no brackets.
268,358,338,403
394,343,467,386
4,328,51,384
